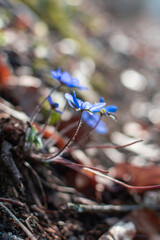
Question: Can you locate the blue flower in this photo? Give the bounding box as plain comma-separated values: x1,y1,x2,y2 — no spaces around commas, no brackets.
82,111,108,135
51,68,88,90
99,97,117,115
47,96,62,114
65,91,106,113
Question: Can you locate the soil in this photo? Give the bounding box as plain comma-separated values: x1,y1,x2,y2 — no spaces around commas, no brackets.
0,116,111,239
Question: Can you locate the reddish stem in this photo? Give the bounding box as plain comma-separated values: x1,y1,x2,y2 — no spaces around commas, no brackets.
67,139,143,152
84,168,160,191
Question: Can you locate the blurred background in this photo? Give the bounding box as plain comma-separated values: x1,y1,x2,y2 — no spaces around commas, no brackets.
1,0,160,165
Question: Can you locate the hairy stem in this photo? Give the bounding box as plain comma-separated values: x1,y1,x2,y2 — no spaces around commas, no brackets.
40,111,83,162
30,84,60,124
76,114,102,145
84,168,160,191
67,139,143,152
38,107,52,137
25,84,61,145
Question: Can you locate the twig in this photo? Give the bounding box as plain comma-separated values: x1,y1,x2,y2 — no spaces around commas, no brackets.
0,101,29,122
66,202,160,213
0,202,37,240
0,197,25,207
23,169,43,209
24,162,47,209
25,214,34,233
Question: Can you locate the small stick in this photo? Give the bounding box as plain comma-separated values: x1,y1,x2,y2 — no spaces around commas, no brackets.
0,202,37,240
23,169,43,209
0,197,25,207
66,202,160,213
25,214,34,233
0,101,29,122
24,162,47,209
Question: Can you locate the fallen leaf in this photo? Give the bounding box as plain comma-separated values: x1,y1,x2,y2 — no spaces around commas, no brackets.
126,209,160,239
0,59,10,86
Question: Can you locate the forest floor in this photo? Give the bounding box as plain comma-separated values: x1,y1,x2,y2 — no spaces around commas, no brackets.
1,1,160,239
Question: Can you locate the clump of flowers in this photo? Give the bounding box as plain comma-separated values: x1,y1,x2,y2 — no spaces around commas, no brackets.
26,68,117,151
25,67,160,192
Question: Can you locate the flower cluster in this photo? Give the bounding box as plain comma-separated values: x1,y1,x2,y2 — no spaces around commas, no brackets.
64,91,117,134
27,67,117,149
27,67,160,193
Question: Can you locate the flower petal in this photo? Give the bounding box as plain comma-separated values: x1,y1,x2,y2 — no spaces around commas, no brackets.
51,68,62,80
61,72,72,86
95,121,108,135
99,97,105,103
47,96,54,105
82,111,107,134
105,105,117,113
89,102,106,113
72,91,81,108
65,92,73,102
81,101,92,110
65,93,75,108
82,111,99,127
71,78,88,90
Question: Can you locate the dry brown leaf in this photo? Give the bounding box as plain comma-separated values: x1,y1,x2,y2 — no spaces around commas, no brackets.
126,209,160,239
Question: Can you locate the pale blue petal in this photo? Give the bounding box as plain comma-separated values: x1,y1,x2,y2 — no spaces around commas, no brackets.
82,111,99,127
61,72,72,86
65,93,73,102
95,121,108,135
82,112,107,135
65,93,75,108
89,103,106,113
67,100,75,108
81,101,92,110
